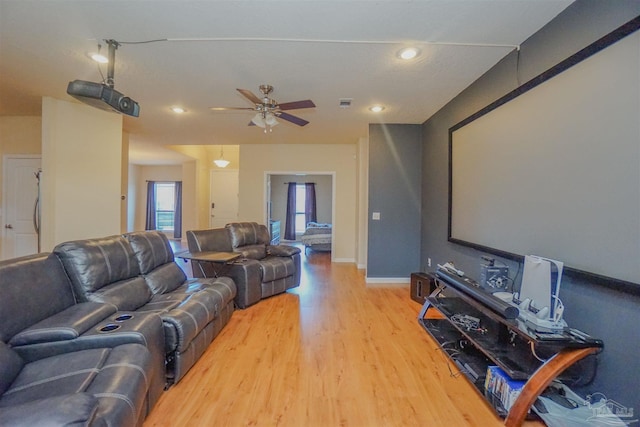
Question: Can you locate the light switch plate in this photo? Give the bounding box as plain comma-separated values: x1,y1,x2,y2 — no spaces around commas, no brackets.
372,212,380,220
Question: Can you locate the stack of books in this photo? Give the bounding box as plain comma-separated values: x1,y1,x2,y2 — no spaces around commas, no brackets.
484,366,526,412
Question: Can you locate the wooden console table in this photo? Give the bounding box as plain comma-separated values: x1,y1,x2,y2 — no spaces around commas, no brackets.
418,269,603,426
175,250,241,278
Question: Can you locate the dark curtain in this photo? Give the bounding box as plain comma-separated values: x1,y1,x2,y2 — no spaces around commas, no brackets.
173,181,182,239
305,183,317,225
145,181,156,230
284,182,297,240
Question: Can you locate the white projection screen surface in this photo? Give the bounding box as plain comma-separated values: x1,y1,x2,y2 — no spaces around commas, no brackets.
450,28,640,287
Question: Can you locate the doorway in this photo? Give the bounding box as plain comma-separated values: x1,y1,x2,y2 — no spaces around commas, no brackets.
266,172,335,256
1,155,42,260
210,169,239,228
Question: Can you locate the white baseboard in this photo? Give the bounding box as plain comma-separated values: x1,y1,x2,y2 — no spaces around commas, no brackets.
365,277,410,287
332,257,356,263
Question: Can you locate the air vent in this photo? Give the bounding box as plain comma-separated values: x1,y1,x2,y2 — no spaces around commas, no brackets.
339,98,353,108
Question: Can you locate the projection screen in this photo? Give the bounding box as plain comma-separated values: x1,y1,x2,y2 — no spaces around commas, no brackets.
449,21,640,291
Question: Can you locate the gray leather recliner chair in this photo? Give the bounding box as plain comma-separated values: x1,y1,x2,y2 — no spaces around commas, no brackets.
0,253,161,426
186,222,301,309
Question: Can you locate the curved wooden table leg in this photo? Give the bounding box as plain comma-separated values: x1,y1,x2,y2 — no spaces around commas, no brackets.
505,347,598,427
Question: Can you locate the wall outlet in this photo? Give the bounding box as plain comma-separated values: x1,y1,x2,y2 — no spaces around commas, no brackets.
427,258,432,267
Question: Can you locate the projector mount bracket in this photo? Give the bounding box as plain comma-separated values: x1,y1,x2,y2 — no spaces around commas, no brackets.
105,39,120,88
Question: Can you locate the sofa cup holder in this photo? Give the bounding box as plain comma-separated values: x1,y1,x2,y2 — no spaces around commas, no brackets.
115,314,133,322
99,323,121,333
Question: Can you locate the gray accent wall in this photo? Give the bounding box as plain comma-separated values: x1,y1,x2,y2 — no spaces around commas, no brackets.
421,0,640,412
368,124,422,278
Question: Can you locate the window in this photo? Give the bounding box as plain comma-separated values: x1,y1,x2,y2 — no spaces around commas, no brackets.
155,183,175,231
145,180,182,238
295,184,306,233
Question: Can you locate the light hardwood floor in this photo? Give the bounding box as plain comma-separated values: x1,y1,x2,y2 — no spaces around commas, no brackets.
145,249,542,427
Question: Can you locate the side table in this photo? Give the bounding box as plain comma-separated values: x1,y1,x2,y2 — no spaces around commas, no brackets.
175,250,241,278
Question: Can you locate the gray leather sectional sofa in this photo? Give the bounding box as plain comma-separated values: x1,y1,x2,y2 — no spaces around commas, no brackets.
186,222,301,308
0,230,236,426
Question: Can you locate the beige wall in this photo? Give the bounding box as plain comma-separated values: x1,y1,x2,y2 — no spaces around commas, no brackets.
41,97,123,250
0,116,42,203
130,146,240,239
357,137,368,269
1,114,364,262
127,164,140,232
121,131,129,233
180,160,197,238
169,145,218,230
239,144,357,262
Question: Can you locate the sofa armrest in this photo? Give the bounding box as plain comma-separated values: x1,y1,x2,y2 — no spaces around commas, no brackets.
0,394,99,427
9,302,116,346
227,259,262,309
268,244,301,257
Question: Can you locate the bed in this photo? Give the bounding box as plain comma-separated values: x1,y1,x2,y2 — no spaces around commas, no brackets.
300,222,332,252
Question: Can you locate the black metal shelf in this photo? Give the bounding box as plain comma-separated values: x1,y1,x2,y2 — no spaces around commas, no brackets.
418,269,604,422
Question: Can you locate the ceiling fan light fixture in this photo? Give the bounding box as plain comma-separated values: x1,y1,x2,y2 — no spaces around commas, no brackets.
252,113,266,128
212,85,314,131
252,112,278,132
265,113,278,127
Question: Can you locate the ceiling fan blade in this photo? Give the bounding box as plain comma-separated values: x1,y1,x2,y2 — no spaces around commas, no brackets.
277,111,310,126
237,88,262,104
278,100,316,110
210,107,255,111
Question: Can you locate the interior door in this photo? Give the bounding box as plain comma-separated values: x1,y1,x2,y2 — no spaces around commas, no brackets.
210,169,239,228
1,156,42,260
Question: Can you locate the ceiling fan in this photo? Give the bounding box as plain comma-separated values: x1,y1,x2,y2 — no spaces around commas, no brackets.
210,84,315,132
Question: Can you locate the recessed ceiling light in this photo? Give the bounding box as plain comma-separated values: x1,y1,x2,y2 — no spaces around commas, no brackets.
369,105,385,113
171,106,186,113
90,52,108,63
397,47,421,60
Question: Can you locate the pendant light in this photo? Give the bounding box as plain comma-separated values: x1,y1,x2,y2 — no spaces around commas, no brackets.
213,146,230,168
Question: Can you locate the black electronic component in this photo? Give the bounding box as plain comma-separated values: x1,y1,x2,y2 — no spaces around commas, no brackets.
67,39,140,117
410,272,437,303
436,269,519,319
67,80,140,117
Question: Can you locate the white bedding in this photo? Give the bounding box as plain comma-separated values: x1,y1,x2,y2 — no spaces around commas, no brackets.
301,222,332,251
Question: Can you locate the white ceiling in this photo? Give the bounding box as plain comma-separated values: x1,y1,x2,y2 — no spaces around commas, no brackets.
0,0,573,164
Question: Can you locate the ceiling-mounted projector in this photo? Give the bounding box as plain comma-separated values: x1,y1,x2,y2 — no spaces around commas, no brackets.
66,39,140,117
67,80,139,117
